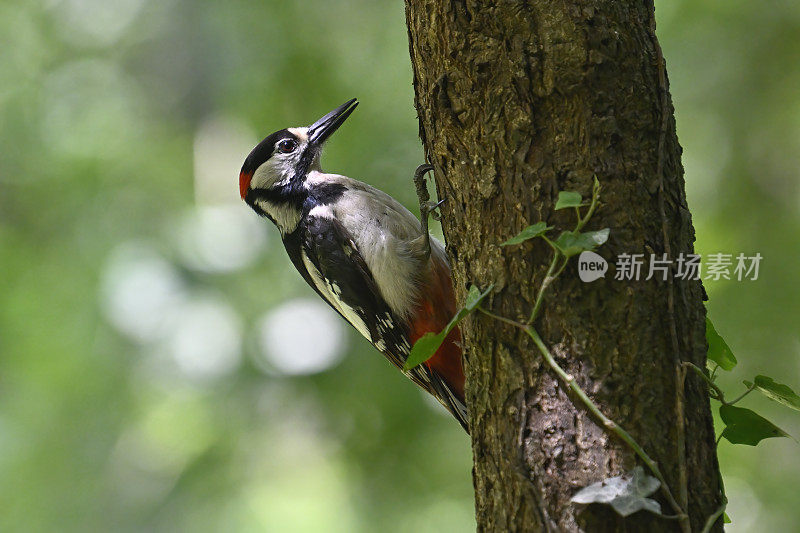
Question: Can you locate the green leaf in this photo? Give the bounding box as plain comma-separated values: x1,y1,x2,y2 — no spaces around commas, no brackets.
555,191,584,210
553,228,610,258
500,222,552,246
403,332,443,371
404,331,448,373
404,284,494,371
719,405,790,446
705,317,737,371
750,375,800,411
404,329,449,373
724,513,731,524
465,284,493,310
570,466,662,517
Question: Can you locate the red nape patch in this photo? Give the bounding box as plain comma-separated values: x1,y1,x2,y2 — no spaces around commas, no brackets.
239,171,253,200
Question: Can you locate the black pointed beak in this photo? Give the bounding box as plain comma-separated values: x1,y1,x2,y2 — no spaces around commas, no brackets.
307,98,358,147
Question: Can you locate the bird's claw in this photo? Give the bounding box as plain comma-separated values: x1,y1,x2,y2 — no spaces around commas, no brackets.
427,197,446,221
414,163,434,183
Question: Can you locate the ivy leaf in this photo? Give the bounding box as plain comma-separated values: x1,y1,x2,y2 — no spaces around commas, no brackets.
719,405,790,446
464,284,492,311
747,375,800,411
404,284,494,371
555,191,583,210
705,317,737,371
553,228,610,258
571,466,662,517
501,222,552,246
403,333,443,371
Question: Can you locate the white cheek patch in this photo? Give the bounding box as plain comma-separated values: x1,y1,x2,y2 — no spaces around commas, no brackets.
301,250,372,341
250,157,293,189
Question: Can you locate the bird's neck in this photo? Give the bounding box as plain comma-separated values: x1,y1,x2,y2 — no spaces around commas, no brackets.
249,180,306,235
249,168,349,235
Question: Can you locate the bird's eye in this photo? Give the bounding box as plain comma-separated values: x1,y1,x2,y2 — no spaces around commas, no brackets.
277,139,297,154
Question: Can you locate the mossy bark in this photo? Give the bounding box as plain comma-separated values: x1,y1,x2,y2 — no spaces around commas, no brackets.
405,1,722,531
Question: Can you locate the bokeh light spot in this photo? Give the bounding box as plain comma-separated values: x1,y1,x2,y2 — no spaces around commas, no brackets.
101,243,186,343
176,204,268,273
50,0,146,47
255,298,346,376
167,295,243,381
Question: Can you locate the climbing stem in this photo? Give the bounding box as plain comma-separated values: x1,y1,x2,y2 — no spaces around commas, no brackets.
683,361,756,406
528,253,560,324
525,325,687,522
727,385,756,406
684,362,726,402
482,175,693,530
700,497,727,533
476,304,690,524
575,177,600,232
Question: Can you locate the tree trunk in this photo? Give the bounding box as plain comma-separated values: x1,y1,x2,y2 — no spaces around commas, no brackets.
405,1,722,531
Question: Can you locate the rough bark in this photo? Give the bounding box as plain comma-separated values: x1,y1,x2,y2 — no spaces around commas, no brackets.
405,1,722,531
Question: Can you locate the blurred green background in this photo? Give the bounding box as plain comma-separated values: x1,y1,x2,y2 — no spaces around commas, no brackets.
0,1,798,531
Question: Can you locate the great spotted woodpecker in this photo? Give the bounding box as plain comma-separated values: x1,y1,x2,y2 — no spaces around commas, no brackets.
239,99,467,431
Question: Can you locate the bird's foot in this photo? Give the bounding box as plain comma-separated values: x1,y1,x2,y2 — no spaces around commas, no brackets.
413,164,446,220
413,164,434,207
413,164,440,258
413,164,448,259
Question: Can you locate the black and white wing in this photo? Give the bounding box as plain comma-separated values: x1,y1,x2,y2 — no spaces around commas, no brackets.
295,213,467,425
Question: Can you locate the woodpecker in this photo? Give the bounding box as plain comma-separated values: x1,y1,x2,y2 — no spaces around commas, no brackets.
239,99,467,431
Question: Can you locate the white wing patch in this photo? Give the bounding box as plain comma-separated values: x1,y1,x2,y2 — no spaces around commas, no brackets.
301,250,372,341
308,204,334,219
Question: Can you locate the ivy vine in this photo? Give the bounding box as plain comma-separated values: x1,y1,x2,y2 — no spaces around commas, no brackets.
407,178,799,532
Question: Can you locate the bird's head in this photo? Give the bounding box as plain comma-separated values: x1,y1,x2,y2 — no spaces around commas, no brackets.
239,98,358,202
